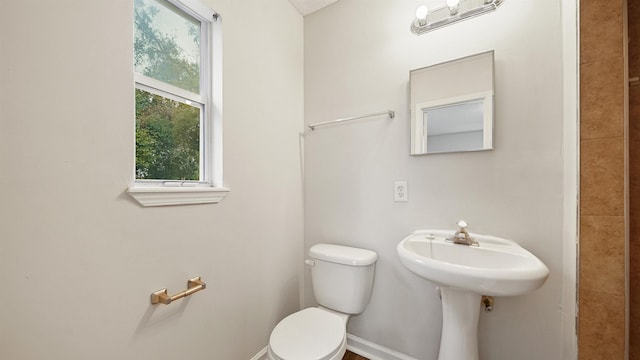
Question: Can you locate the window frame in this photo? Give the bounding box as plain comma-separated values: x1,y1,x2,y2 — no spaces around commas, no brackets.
128,0,228,206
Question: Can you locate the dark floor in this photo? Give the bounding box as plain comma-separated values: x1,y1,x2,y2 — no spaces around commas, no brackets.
343,350,369,360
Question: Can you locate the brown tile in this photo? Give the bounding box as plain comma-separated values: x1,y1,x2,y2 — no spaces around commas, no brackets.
580,2,626,358
631,177,640,220
629,0,640,77
632,339,640,360
578,289,625,360
579,216,625,295
631,216,640,248
580,59,625,139
580,0,624,65
630,87,640,216
631,241,640,360
631,86,640,128
632,9,640,352
580,137,625,216
629,240,640,350
630,218,639,348
631,62,640,359
631,237,640,306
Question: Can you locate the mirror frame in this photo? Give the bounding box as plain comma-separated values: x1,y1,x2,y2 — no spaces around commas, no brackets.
410,51,495,155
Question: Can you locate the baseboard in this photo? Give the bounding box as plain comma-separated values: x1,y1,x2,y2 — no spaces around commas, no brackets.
249,346,268,360
249,334,418,360
346,333,420,360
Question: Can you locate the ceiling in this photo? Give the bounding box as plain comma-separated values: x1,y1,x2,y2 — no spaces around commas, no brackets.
288,0,340,15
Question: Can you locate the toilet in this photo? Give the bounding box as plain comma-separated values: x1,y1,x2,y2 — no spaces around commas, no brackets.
267,243,378,360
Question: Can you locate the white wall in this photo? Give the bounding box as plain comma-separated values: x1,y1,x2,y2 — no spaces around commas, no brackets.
304,1,574,359
561,0,578,358
0,1,303,359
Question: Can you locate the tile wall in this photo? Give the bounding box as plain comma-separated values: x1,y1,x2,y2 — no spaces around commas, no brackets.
629,0,639,358
579,0,627,359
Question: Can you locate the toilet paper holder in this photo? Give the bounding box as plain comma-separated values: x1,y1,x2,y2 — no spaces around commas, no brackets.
151,276,206,305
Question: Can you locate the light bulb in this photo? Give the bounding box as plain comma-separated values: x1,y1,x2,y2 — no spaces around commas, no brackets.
447,0,460,15
415,5,429,26
415,5,429,19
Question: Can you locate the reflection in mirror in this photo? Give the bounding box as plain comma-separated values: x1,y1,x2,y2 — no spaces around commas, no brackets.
420,92,492,154
410,51,494,155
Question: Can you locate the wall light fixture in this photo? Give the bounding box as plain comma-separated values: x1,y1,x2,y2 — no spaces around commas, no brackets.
411,0,504,35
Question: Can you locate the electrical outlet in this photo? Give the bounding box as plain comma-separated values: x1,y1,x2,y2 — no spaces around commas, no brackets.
394,181,408,202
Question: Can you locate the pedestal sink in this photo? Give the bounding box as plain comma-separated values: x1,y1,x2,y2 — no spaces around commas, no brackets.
397,227,549,360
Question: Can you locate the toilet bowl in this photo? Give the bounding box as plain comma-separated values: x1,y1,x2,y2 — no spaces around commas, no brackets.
267,307,349,360
266,244,377,360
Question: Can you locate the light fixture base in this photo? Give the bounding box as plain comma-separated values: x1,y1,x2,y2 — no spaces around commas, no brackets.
410,0,504,35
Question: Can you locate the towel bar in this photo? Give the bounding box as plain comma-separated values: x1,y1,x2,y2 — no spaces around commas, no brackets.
151,277,206,305
308,110,395,130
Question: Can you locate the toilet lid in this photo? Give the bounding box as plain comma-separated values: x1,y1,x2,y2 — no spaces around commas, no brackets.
270,308,345,360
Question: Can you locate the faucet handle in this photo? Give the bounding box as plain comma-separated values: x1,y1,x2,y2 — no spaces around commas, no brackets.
456,220,468,231
451,220,476,246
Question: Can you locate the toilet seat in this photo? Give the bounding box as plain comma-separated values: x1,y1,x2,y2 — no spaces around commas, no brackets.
269,307,346,360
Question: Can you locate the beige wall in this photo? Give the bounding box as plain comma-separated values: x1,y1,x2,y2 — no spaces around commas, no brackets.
0,0,303,359
303,1,575,359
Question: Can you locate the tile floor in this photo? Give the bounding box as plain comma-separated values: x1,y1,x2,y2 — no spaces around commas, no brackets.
343,350,368,360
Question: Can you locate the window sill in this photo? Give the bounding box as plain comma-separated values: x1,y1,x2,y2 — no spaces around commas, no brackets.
127,186,230,207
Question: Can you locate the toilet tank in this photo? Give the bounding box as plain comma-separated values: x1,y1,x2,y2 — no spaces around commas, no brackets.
309,244,378,315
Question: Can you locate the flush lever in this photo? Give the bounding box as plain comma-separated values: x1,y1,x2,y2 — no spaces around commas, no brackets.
304,259,315,267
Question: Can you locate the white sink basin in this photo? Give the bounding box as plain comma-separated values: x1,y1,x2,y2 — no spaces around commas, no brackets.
397,228,550,360
397,229,549,360
397,230,549,296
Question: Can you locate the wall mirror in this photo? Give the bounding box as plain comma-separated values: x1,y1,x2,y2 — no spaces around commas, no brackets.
410,51,494,155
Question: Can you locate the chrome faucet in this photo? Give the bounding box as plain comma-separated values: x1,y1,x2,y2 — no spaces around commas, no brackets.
449,220,478,246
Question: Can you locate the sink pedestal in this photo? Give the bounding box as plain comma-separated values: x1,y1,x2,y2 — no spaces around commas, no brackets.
438,288,481,360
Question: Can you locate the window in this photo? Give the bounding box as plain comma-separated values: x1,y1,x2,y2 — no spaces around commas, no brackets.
129,0,227,206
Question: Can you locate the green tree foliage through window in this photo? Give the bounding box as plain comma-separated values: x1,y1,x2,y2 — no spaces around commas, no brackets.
135,89,200,180
134,0,202,181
